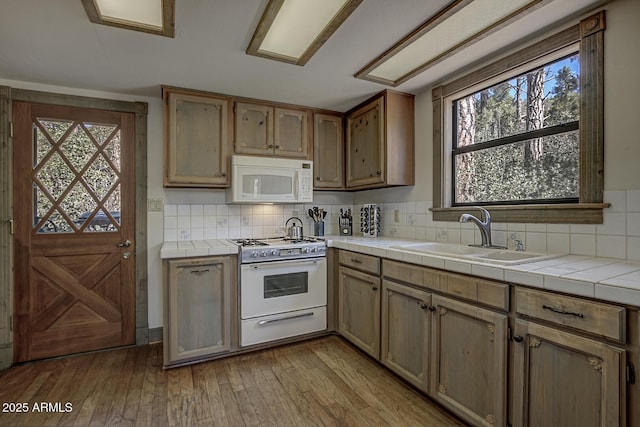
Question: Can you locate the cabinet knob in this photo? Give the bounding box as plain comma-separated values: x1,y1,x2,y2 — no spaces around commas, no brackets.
514,335,524,343
268,144,274,148
428,306,436,312
371,285,378,291
420,303,428,310
376,171,382,175
275,145,280,149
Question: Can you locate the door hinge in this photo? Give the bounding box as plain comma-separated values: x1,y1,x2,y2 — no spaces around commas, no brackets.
627,362,636,384
507,325,513,341
9,121,14,139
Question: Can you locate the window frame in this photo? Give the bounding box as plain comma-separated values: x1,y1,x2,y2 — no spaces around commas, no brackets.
431,11,607,223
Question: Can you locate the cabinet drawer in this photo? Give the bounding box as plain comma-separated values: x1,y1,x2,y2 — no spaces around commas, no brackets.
442,273,509,311
339,250,380,275
382,259,442,292
515,288,626,342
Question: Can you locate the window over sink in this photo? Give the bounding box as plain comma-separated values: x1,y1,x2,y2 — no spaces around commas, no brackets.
431,11,607,224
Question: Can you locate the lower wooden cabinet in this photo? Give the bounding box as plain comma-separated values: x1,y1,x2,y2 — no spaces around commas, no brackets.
338,265,381,359
381,279,431,392
336,251,635,426
430,295,508,427
163,256,235,367
511,318,625,427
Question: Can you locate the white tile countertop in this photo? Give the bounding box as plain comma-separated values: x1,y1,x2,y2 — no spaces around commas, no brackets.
325,236,640,308
160,239,239,259
160,236,640,308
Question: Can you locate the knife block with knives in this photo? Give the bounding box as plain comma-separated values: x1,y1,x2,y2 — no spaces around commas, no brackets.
339,208,352,236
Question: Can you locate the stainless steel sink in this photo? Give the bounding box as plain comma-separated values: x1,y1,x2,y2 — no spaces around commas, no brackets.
390,242,562,265
391,242,488,256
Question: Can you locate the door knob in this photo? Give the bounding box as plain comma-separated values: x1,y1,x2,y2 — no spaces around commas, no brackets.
118,240,132,247
122,252,131,259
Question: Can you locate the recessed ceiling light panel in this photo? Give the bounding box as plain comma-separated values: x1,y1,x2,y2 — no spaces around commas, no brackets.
357,0,548,86
247,0,363,66
82,0,175,37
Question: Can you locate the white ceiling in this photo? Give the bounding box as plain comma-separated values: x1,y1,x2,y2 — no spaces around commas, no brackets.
0,0,606,112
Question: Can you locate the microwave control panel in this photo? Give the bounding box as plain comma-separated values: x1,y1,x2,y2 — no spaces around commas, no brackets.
298,166,313,202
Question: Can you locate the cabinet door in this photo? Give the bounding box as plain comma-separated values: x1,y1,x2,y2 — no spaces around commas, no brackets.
338,266,381,359
346,97,384,187
430,295,508,427
512,319,625,427
313,113,344,188
274,107,310,158
165,91,230,186
381,280,430,391
166,257,232,364
235,102,274,155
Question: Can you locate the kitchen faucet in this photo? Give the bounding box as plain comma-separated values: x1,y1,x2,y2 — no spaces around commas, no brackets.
459,207,507,249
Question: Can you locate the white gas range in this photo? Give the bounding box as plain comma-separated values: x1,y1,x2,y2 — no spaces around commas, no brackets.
229,237,327,347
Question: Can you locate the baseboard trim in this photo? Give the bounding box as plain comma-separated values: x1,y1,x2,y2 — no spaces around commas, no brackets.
149,327,163,343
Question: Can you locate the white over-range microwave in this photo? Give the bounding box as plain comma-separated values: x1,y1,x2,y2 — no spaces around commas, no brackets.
226,155,313,204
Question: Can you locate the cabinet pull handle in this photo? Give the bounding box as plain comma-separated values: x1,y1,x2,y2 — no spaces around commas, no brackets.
258,312,314,325
542,305,584,318
350,258,362,264
371,285,378,291
190,269,210,274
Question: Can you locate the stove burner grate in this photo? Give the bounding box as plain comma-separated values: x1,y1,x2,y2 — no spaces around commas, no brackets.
233,238,268,247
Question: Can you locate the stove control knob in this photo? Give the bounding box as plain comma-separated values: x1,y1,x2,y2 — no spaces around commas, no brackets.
261,250,268,257
319,246,326,252
251,251,259,258
270,249,278,256
301,247,309,253
310,246,317,252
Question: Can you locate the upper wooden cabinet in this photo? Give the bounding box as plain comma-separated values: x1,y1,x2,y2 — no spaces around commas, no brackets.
235,102,311,159
313,113,344,189
163,87,232,188
345,90,415,189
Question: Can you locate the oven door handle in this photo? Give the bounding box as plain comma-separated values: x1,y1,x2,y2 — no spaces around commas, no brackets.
257,312,314,325
248,259,323,269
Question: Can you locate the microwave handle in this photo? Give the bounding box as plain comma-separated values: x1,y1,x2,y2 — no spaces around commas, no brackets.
294,171,299,199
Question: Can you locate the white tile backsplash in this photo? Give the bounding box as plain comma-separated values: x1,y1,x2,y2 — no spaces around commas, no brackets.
164,190,640,260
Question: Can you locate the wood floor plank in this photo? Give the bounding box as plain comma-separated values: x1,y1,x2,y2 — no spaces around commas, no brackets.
0,336,464,427
88,348,128,427
135,343,159,427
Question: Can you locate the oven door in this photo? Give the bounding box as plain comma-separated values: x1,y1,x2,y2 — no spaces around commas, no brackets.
240,258,327,319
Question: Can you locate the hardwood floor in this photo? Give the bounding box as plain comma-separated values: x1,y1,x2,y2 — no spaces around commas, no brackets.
0,335,464,426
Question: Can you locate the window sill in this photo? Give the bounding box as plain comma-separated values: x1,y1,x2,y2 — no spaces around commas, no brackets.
430,203,610,224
